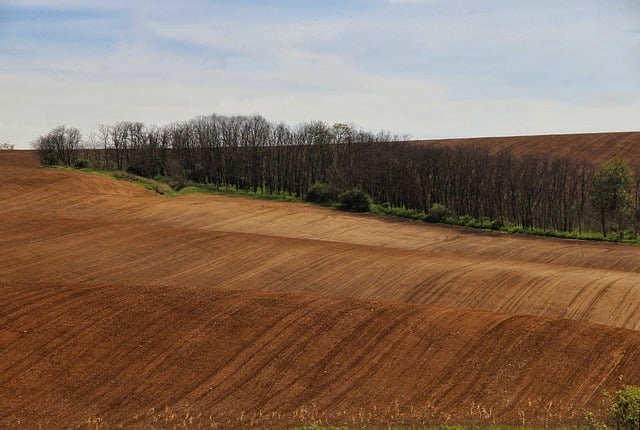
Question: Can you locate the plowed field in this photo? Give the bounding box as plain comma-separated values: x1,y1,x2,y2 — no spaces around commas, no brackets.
415,131,640,165
1,146,639,429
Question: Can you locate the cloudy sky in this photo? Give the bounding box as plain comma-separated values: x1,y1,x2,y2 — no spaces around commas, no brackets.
1,0,639,148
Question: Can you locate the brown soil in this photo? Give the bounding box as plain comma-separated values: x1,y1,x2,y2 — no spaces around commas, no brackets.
414,131,640,165
1,147,639,428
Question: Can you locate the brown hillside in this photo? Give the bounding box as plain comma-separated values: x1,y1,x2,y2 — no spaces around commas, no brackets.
1,150,640,428
2,282,639,428
2,153,640,330
414,131,640,165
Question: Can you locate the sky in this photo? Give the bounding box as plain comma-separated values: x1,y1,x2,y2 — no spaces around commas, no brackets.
0,0,639,148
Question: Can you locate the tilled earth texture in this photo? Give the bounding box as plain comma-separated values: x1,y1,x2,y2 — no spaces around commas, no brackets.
1,145,639,429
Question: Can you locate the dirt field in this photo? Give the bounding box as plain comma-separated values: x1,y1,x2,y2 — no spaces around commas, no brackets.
1,144,640,428
414,131,640,165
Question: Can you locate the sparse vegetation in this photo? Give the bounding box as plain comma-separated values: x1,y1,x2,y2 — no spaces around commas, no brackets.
112,171,173,195
610,385,640,430
294,427,578,430
74,158,91,169
338,188,372,212
56,163,640,244
582,386,640,430
426,203,453,223
30,115,640,244
306,182,340,204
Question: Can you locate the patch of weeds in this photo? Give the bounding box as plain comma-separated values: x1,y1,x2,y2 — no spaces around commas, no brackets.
111,171,174,195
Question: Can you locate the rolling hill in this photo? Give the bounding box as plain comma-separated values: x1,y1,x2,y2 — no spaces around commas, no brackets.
414,131,640,165
1,142,639,428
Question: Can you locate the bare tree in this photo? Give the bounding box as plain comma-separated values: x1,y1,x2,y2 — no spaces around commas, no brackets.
31,125,81,166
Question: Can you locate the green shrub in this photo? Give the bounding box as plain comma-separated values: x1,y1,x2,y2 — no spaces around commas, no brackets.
489,218,504,230
338,188,371,212
41,149,60,166
126,164,145,176
584,410,609,430
74,159,91,169
306,182,339,204
611,385,640,430
457,214,477,227
426,203,452,223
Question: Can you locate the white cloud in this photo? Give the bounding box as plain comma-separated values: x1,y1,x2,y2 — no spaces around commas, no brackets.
388,0,439,4
0,0,129,9
1,0,638,148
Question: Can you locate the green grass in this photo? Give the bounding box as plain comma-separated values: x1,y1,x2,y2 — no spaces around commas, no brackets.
46,164,640,245
44,165,175,195
371,202,640,245
174,182,303,203
111,171,174,195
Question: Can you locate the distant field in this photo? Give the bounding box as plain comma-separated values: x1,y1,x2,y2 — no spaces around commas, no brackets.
1,143,639,428
413,131,640,165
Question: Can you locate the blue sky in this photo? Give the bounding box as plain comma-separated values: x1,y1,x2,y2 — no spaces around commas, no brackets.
1,0,638,148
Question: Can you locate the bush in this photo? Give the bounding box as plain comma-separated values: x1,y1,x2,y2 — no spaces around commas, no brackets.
41,149,60,166
489,218,504,230
611,385,640,430
338,188,371,212
74,159,91,169
126,164,145,176
426,203,452,223
584,410,609,430
305,183,339,204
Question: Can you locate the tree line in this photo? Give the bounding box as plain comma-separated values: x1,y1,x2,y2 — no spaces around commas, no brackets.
32,114,639,238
